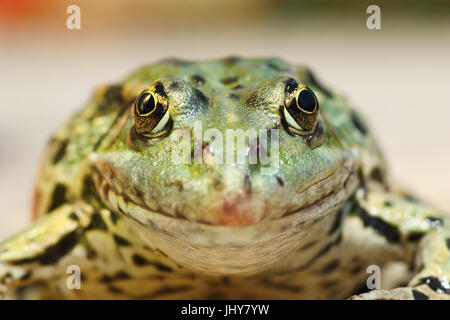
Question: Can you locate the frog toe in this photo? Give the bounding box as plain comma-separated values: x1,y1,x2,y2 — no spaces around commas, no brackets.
348,284,450,300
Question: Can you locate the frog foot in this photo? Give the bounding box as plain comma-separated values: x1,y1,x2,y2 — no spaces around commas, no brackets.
0,263,14,299
0,262,31,299
348,284,450,300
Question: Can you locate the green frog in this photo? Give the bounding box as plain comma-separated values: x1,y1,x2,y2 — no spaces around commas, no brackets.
1,57,449,300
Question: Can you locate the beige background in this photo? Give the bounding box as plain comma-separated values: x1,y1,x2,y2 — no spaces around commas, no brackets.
0,1,449,239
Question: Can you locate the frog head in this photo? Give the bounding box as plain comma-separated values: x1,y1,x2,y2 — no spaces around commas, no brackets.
91,58,365,274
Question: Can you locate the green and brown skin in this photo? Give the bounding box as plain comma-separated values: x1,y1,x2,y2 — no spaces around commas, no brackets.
1,57,449,299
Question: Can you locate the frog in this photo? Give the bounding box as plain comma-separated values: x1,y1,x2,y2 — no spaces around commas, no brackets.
0,57,449,300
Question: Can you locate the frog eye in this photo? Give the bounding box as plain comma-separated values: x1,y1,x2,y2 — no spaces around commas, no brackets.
134,82,170,137
283,79,319,134
136,91,156,116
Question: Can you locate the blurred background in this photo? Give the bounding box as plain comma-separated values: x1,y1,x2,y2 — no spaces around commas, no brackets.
0,0,449,238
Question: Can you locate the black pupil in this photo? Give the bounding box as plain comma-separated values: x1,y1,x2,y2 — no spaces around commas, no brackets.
137,92,156,115
298,90,316,113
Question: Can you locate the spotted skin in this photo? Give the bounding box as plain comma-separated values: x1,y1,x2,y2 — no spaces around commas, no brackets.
1,57,449,299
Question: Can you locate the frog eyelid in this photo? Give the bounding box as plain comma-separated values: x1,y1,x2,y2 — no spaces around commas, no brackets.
149,109,170,134
283,105,303,131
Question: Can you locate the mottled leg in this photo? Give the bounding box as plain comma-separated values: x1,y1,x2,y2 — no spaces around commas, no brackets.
347,188,450,300
1,202,206,299
0,203,91,299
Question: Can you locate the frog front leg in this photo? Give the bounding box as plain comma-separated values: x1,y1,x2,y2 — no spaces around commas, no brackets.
0,202,142,299
0,202,196,299
0,204,91,298
0,202,98,299
347,188,450,300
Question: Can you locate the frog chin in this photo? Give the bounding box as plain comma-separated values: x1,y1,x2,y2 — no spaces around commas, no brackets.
95,164,359,275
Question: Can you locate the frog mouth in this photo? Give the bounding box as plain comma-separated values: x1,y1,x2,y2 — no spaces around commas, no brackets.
93,161,358,275
93,157,358,228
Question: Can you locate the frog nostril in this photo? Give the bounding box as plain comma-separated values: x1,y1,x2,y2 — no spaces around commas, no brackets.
244,174,252,195
276,176,285,187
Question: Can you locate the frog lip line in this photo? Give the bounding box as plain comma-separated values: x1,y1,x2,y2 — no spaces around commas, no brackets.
93,159,357,228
